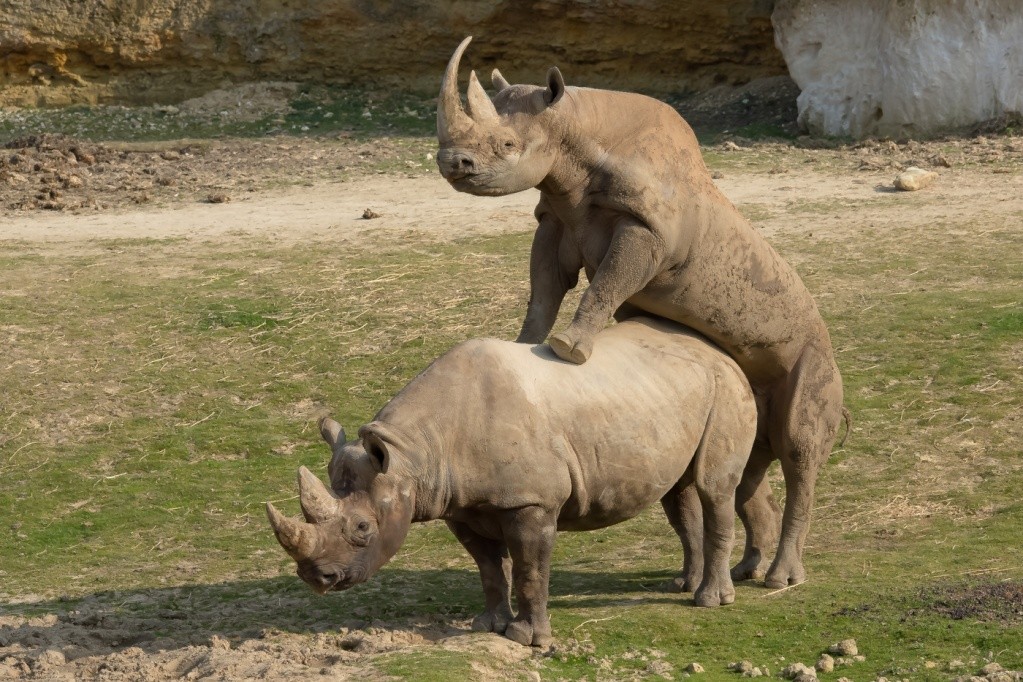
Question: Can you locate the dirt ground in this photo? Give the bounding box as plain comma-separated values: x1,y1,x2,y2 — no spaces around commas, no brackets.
1,126,1022,680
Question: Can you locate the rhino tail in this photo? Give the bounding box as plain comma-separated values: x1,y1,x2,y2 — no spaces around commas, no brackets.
838,406,852,448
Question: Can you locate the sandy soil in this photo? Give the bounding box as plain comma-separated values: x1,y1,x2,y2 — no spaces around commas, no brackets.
1,132,1021,680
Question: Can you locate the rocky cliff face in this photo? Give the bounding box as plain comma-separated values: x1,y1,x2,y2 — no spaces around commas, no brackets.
774,0,1023,138
0,0,785,107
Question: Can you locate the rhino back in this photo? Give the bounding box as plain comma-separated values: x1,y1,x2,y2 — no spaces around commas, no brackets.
553,89,826,382
375,319,750,529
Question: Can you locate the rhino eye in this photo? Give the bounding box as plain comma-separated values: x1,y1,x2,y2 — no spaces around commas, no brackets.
356,521,369,532
503,140,515,149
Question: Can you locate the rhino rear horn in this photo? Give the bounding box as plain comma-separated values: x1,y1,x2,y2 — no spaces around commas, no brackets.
466,70,499,123
297,466,342,523
266,502,319,559
437,36,477,143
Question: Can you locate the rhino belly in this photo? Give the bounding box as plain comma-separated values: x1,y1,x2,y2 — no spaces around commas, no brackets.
555,467,686,532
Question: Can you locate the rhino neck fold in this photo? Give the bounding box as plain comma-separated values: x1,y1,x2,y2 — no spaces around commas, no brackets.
363,418,453,523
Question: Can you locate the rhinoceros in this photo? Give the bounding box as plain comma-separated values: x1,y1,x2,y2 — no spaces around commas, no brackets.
267,317,756,647
435,37,847,589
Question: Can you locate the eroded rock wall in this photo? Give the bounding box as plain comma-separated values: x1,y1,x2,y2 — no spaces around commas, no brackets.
774,0,1023,138
0,0,786,107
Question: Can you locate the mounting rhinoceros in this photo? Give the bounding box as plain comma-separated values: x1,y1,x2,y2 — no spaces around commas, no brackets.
267,317,757,647
435,37,847,589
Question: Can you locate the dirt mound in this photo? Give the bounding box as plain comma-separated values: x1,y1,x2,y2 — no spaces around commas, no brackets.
0,608,531,681
176,82,299,122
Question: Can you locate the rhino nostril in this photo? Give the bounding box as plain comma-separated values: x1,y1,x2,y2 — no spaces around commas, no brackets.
318,571,342,587
451,153,475,174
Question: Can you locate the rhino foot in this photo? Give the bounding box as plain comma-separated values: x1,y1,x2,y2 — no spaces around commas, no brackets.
764,561,806,590
504,619,553,648
669,571,701,593
549,332,592,364
471,608,512,634
730,556,768,582
694,580,736,607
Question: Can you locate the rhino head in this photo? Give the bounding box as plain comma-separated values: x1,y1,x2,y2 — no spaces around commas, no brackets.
436,36,567,196
265,417,415,594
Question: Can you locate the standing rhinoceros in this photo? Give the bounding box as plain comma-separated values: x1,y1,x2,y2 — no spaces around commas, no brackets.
434,37,847,589
267,317,756,647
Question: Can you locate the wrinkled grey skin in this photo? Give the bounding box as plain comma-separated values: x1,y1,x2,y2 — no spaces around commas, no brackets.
435,37,846,589
267,317,757,647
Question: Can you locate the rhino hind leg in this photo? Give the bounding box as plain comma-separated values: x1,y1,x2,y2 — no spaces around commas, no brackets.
660,473,703,593
730,442,781,582
446,521,513,634
763,343,844,589
691,385,758,607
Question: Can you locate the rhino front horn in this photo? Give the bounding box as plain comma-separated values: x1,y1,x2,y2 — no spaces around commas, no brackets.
266,502,319,559
297,466,342,523
437,35,476,143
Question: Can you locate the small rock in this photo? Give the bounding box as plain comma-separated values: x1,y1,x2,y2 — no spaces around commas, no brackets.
781,662,817,679
793,674,817,682
894,166,938,191
816,654,835,673
828,639,859,656
210,634,230,650
361,208,380,219
711,170,725,179
837,678,853,682
930,154,952,167
32,649,66,669
70,148,95,165
206,193,230,203
729,661,754,674
722,141,741,151
160,150,182,161
685,662,704,673
979,663,1004,675
852,655,867,663
743,667,764,678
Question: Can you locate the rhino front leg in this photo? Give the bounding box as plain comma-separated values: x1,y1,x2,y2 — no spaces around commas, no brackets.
516,214,581,344
500,506,557,647
660,471,703,593
549,217,664,364
446,521,513,634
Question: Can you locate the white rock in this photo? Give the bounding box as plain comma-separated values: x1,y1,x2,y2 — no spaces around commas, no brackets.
773,0,1023,138
816,654,835,673
686,662,705,673
894,166,938,191
826,638,859,658
781,662,817,679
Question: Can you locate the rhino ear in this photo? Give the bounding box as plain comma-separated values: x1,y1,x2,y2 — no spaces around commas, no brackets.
361,431,391,474
544,67,566,106
319,416,345,448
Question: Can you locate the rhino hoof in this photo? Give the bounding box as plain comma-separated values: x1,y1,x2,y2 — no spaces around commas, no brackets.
549,333,591,364
504,621,534,646
695,583,735,607
668,572,700,593
471,610,510,634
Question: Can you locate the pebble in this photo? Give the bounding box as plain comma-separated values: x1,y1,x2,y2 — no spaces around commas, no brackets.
816,654,835,673
362,208,380,219
685,662,705,673
894,166,938,191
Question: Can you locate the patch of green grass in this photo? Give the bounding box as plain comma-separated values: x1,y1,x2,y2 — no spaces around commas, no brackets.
1,199,1022,678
